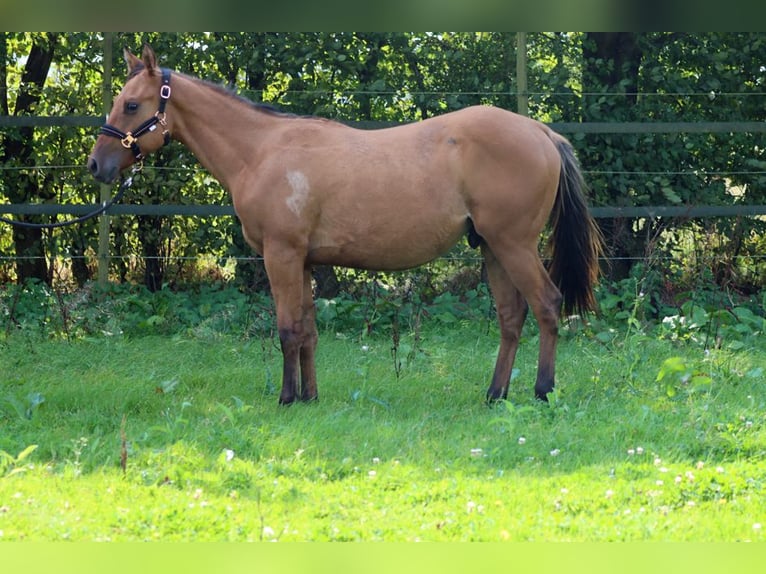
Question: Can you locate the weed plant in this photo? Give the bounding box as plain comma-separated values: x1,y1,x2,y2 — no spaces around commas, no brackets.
0,279,765,541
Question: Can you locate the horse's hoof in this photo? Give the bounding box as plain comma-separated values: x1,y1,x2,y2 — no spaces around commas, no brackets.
485,387,508,405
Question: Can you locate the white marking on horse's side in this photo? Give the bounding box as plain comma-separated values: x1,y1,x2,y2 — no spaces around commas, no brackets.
286,170,309,217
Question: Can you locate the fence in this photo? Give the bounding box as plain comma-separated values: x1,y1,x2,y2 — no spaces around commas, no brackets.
3,114,766,222
3,113,766,285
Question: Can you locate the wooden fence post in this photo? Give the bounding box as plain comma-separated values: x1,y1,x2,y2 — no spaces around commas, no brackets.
97,32,113,286
516,32,528,117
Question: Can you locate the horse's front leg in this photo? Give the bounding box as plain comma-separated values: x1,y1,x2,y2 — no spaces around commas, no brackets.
264,250,311,405
298,267,318,401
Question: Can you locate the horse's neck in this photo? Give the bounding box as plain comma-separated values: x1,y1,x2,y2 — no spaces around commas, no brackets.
169,74,273,191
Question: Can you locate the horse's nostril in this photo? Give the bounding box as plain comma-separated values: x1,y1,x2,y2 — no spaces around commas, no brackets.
87,157,98,175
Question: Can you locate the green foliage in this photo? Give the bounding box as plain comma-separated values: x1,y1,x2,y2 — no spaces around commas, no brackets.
0,277,495,342
2,32,766,293
0,444,37,477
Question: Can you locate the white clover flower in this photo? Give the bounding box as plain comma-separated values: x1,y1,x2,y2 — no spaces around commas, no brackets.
550,449,561,457
518,437,526,445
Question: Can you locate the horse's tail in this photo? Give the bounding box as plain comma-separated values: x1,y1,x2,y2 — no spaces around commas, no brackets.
546,136,604,317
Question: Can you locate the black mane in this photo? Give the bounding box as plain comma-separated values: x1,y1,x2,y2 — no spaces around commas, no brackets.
128,64,324,121
189,74,317,120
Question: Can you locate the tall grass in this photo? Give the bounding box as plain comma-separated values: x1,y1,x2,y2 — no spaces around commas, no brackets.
1,300,765,540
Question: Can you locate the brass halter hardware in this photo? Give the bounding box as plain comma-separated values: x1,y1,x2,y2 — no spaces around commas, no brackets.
100,68,172,160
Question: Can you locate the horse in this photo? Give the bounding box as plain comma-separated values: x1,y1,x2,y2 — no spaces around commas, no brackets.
88,45,603,406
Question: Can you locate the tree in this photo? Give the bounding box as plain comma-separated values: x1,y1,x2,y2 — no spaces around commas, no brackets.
580,33,644,280
1,32,58,284
2,33,765,294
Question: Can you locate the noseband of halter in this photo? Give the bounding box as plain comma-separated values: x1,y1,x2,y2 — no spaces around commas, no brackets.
100,68,172,161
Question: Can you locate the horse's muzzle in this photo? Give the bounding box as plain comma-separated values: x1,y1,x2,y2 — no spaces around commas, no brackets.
87,155,120,184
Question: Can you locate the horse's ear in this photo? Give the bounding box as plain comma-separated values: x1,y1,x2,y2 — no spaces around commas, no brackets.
141,44,158,74
123,48,142,75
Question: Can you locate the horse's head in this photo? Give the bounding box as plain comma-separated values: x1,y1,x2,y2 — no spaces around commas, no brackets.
88,45,173,184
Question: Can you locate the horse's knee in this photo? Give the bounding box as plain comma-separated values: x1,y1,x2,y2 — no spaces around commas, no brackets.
278,326,303,353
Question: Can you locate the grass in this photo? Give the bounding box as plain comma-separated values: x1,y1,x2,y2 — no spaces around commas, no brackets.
1,313,765,541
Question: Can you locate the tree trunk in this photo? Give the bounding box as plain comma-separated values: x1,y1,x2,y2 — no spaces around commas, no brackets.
0,33,58,284
313,265,341,299
70,231,91,287
582,33,642,281
137,214,166,292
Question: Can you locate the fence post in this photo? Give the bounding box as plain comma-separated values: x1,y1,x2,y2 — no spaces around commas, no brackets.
516,32,528,117
97,32,113,286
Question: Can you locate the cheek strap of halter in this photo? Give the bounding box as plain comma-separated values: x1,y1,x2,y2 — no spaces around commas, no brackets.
100,68,172,160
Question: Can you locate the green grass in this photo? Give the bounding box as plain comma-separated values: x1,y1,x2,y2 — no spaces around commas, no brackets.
1,320,765,541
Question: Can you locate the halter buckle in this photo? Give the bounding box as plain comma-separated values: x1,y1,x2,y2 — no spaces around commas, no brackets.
120,133,137,149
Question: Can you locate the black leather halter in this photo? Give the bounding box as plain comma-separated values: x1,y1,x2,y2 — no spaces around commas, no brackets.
100,68,172,160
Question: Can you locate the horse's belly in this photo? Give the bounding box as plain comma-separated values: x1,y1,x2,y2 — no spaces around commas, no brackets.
307,214,467,271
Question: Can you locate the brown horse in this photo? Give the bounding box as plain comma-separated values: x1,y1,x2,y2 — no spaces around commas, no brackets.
88,45,603,405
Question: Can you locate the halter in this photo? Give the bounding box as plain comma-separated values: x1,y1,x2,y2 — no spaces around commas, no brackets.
100,68,172,161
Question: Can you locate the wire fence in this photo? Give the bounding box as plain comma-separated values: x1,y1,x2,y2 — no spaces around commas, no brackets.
2,115,766,287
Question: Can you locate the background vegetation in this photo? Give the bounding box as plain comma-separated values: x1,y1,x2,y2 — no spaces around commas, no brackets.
1,32,765,302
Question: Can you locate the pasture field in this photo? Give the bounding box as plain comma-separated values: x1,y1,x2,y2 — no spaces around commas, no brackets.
1,289,765,543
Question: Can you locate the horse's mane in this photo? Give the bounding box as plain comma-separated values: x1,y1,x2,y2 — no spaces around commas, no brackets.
193,75,294,117
128,63,329,122
182,70,330,122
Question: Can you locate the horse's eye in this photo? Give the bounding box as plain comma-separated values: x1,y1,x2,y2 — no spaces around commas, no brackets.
125,102,139,114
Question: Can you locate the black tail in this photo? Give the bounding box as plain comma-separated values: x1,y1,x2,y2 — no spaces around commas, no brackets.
547,138,603,317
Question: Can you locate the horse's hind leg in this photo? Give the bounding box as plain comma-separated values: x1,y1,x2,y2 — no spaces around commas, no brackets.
484,242,562,401
482,244,529,402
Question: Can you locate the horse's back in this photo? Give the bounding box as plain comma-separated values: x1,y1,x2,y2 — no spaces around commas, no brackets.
240,104,565,270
